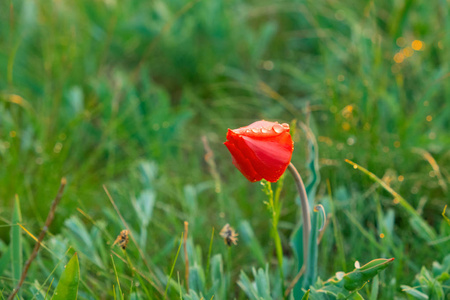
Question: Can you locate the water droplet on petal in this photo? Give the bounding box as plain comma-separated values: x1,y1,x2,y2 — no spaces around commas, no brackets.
252,128,259,133
261,128,269,134
281,123,289,129
246,129,252,134
272,124,284,133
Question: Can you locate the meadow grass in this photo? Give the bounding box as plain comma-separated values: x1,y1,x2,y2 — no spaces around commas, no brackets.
0,0,449,298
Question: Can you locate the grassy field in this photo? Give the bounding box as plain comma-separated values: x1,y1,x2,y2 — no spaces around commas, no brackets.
0,0,449,298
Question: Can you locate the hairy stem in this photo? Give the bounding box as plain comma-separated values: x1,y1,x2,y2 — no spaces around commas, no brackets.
287,163,311,272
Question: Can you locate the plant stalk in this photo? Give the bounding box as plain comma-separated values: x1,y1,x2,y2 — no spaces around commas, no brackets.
287,163,311,273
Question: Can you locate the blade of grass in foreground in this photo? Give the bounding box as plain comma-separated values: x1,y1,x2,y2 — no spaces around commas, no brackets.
11,195,23,297
164,232,184,299
345,159,436,240
111,255,124,300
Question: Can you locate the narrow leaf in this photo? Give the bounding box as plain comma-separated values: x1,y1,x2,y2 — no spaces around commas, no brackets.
11,195,23,296
301,289,310,300
401,285,429,299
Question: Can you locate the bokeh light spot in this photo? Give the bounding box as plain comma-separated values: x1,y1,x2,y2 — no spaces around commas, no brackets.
393,52,405,63
402,47,414,57
412,40,423,51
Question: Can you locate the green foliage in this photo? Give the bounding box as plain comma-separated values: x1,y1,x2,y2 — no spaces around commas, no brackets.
238,266,274,300
342,259,394,291
401,254,450,299
308,258,395,299
238,258,394,300
0,0,449,297
52,253,80,300
291,124,321,299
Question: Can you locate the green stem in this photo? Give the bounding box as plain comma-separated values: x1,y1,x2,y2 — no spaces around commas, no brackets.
287,163,311,274
226,246,232,292
269,180,285,296
272,221,285,291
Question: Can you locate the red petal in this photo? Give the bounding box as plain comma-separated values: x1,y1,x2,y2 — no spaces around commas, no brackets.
224,140,262,182
225,122,293,182
231,120,290,139
241,133,293,182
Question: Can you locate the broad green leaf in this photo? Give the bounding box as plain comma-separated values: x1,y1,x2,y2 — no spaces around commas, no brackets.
291,224,304,298
189,264,205,295
343,258,395,291
210,254,223,283
302,208,320,290
52,253,80,300
11,195,22,297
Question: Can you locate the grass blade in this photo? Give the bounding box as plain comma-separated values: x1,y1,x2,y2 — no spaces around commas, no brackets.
345,159,436,240
111,255,123,300
164,233,184,298
11,195,22,297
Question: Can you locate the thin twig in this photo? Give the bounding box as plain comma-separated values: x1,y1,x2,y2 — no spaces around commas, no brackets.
284,265,305,297
8,178,67,300
183,221,190,293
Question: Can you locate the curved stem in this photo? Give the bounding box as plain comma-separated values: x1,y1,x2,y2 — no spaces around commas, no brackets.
287,163,311,270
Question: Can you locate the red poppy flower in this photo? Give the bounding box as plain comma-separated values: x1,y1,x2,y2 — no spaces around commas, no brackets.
224,120,294,182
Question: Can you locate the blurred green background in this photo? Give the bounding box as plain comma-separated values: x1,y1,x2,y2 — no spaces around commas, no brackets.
0,0,449,298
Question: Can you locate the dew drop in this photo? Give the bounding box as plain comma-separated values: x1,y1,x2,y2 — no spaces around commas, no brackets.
246,129,252,134
272,124,284,133
281,123,289,129
261,128,269,134
252,128,260,133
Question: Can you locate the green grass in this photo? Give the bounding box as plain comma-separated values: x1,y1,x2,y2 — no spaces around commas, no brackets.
0,0,449,298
